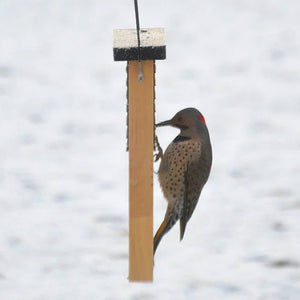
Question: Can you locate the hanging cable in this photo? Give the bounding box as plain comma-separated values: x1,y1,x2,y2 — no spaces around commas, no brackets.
134,0,144,81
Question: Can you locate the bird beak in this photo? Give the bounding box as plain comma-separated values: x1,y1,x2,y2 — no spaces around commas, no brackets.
155,120,172,127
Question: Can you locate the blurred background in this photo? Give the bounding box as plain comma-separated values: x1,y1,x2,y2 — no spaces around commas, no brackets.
0,0,299,299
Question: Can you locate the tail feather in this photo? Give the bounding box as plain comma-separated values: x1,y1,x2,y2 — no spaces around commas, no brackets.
180,218,187,241
153,216,175,255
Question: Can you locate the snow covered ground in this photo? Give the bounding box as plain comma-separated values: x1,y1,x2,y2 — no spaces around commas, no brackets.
0,0,299,299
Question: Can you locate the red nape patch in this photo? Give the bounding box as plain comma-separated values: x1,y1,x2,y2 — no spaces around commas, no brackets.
196,115,206,124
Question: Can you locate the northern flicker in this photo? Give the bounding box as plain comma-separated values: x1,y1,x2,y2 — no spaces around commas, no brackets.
154,107,212,255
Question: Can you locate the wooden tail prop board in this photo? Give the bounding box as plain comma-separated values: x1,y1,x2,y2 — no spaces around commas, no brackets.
128,60,154,281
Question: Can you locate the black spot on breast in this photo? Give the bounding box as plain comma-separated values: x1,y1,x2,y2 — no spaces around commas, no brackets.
173,136,191,143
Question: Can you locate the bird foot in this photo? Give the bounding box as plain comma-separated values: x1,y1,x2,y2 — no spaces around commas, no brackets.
154,135,163,162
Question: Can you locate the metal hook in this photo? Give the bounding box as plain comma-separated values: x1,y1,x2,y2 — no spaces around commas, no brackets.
138,61,144,81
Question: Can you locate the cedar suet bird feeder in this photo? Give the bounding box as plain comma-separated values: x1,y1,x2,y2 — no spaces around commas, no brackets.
113,5,166,282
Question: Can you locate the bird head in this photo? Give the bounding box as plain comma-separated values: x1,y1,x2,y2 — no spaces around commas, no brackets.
156,108,206,131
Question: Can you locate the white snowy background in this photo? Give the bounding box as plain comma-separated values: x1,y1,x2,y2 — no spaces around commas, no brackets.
0,0,299,299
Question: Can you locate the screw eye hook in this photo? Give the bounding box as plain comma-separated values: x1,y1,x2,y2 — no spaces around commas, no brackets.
138,61,144,81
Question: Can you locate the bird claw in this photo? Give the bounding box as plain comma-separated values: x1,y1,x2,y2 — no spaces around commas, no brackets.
154,151,162,162
154,135,163,162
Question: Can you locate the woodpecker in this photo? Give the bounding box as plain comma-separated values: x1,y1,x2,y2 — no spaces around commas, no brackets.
154,108,212,255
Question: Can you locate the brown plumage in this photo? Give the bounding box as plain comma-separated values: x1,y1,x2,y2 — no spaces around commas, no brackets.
154,108,212,255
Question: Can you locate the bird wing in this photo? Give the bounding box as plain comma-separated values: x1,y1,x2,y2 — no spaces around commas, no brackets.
180,147,204,240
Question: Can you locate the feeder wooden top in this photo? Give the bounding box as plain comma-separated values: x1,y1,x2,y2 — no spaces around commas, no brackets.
113,28,166,61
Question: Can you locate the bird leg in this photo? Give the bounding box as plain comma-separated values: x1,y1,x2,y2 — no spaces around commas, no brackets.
154,134,163,162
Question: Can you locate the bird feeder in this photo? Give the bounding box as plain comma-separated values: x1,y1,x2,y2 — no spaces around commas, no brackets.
113,27,166,281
